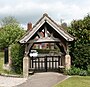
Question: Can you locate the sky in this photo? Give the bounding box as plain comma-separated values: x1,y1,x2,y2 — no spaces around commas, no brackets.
0,0,90,29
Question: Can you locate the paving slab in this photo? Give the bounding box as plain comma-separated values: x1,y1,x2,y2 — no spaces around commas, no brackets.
0,76,27,87
17,72,69,87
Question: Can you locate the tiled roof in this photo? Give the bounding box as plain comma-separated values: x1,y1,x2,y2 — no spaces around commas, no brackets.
19,13,74,43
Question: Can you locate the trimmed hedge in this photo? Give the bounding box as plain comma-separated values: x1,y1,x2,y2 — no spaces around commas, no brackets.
11,43,25,74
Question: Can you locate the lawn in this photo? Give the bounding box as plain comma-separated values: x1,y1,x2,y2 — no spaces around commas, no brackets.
0,51,21,75
54,76,90,87
0,51,4,73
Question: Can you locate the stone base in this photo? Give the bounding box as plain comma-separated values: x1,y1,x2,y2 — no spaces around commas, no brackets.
23,56,29,78
65,55,71,70
3,63,11,71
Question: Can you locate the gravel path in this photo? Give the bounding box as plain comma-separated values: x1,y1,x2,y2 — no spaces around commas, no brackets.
0,76,27,87
17,72,69,87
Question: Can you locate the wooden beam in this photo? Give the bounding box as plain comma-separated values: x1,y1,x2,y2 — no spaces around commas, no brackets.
25,44,28,56
44,26,47,37
25,43,34,56
56,43,67,54
51,33,53,37
66,42,69,55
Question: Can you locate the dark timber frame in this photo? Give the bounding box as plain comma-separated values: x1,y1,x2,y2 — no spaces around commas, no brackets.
30,56,61,72
19,13,75,77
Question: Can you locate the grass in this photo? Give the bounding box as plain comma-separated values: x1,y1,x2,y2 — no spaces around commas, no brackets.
0,51,13,74
54,76,90,87
0,51,22,75
0,51,10,74
0,51,4,73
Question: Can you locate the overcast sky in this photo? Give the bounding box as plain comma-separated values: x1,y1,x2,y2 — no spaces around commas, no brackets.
0,0,90,29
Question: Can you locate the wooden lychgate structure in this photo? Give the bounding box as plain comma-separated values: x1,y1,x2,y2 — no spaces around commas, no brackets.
19,13,74,77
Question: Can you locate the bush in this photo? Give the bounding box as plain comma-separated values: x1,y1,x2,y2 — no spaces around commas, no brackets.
11,43,25,74
87,65,90,76
68,15,90,70
66,66,81,75
79,70,87,76
65,66,88,76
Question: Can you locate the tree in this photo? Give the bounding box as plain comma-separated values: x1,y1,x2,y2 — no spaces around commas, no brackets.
68,15,90,70
0,24,25,48
0,16,19,27
0,16,25,64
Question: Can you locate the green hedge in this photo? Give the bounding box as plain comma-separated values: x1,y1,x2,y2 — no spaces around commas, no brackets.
65,66,88,76
11,43,25,74
66,66,81,75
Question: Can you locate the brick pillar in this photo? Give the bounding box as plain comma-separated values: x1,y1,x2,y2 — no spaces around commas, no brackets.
23,56,29,78
65,55,71,70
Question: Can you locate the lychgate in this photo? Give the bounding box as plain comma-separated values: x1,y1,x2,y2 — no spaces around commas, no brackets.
19,13,75,77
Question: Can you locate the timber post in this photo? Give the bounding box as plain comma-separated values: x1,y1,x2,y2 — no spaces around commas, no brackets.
65,54,71,70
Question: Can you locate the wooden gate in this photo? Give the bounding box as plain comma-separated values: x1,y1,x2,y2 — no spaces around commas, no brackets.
30,56,61,72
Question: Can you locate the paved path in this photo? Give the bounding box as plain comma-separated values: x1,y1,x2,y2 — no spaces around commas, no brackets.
0,76,27,87
17,72,68,87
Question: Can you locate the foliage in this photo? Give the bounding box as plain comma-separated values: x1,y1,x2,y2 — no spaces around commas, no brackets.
0,16,25,48
0,16,19,27
79,70,87,76
0,51,4,58
54,76,90,87
65,66,88,76
0,52,4,73
68,14,90,70
0,16,25,74
11,43,25,74
87,65,90,75
65,66,81,75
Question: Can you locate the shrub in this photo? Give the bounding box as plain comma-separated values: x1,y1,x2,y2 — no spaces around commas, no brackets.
66,66,81,75
11,43,25,74
87,65,90,76
79,70,87,76
68,15,90,70
65,66,88,76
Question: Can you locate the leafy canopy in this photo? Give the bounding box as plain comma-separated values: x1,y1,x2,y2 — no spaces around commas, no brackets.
68,14,90,70
0,16,25,48
0,16,19,27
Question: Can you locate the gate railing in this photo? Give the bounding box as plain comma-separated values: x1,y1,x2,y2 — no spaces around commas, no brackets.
30,55,61,72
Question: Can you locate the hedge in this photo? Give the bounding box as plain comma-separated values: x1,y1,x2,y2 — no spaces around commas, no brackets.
11,43,25,74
